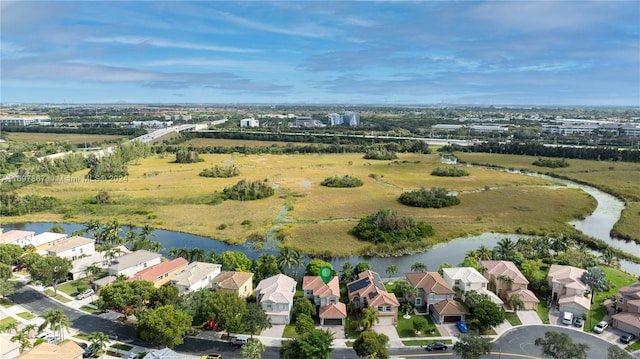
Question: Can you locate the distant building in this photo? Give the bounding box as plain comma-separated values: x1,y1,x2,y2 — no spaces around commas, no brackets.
164,114,192,121
0,116,51,126
288,116,326,128
327,112,360,127
240,118,260,127
132,120,173,128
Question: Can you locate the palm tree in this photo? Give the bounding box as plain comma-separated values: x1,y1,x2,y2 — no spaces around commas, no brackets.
410,262,427,272
360,307,379,330
23,323,37,338
102,219,123,245
167,248,179,258
84,264,101,282
84,219,102,242
475,245,493,261
276,247,296,274
140,224,154,241
241,338,266,359
497,275,514,297
206,250,218,263
190,248,206,262
89,331,111,358
507,293,525,314
290,249,304,278
124,231,138,246
496,238,516,259
3,321,18,333
340,262,355,285
385,265,398,281
600,249,620,268
39,308,71,341
11,330,32,353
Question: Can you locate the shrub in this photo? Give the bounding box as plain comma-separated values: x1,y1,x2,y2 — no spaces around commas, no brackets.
199,165,240,178
363,148,397,160
431,167,469,177
0,193,61,216
350,209,434,244
399,187,460,208
320,175,364,188
175,148,203,163
532,158,570,168
90,191,111,204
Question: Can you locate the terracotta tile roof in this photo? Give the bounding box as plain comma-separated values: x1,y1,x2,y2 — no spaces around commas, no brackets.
480,260,529,284
558,294,591,310
548,265,587,290
347,270,399,308
618,282,640,300
128,257,188,283
319,302,347,318
15,341,83,359
405,272,454,295
212,271,253,290
302,276,340,298
431,300,468,316
0,230,34,244
612,312,640,331
507,288,539,303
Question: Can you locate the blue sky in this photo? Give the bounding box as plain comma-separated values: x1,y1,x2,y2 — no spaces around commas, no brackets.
1,1,639,106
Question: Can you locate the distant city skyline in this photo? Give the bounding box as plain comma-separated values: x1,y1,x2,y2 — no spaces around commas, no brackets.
1,1,639,106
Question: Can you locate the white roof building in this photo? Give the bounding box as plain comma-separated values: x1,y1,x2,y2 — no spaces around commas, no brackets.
170,261,222,293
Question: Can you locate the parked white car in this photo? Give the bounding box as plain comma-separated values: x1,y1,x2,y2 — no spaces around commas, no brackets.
593,321,608,333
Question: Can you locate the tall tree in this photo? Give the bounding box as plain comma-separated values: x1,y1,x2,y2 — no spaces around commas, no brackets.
136,305,193,348
453,334,493,359
0,278,16,299
385,265,398,280
11,330,32,353
496,238,516,259
39,308,71,341
202,290,247,335
83,264,102,282
507,293,525,314
28,256,72,295
291,297,315,322
295,313,315,336
607,345,632,359
354,261,372,275
243,302,272,338
340,262,355,285
394,280,417,303
88,331,110,358
353,330,389,359
471,300,505,330
254,253,280,282
581,266,609,304
306,259,333,276
241,338,266,359
475,245,493,260
298,329,334,359
534,331,589,359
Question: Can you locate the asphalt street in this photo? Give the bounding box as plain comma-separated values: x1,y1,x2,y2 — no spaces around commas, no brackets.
9,285,625,359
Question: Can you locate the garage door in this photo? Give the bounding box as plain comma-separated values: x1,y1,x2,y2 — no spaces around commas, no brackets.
443,315,462,323
269,315,289,325
323,319,343,326
377,316,394,326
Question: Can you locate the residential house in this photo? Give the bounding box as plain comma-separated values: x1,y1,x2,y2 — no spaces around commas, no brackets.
211,271,254,298
47,236,95,260
547,265,590,316
70,245,129,281
405,271,468,324
347,270,399,325
29,232,68,253
0,230,35,247
612,282,640,334
405,272,455,311
128,257,189,288
255,274,297,324
170,261,222,294
302,276,346,325
15,341,83,359
442,267,503,306
480,260,539,310
145,347,183,359
108,250,162,278
0,334,20,359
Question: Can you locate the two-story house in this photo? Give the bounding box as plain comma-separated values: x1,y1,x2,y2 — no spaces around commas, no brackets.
128,257,189,288
405,271,467,324
480,260,539,310
612,282,640,334
108,250,162,278
347,270,399,325
442,267,503,307
211,271,254,298
29,232,68,253
547,264,590,316
171,261,222,294
0,230,35,247
302,276,347,325
255,274,297,324
15,341,83,359
47,236,95,261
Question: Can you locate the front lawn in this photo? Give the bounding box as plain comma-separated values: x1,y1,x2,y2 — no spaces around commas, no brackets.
282,324,298,339
396,314,440,338
402,339,453,346
504,311,522,326
17,312,36,320
0,317,17,328
537,302,550,324
0,298,13,308
57,280,91,297
585,266,636,333
626,340,640,352
43,289,71,303
80,306,104,315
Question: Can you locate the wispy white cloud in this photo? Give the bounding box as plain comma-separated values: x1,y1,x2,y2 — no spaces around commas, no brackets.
84,36,261,53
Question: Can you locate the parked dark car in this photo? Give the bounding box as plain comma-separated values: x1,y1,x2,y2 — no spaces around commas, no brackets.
77,342,88,349
425,342,448,351
572,316,583,327
82,345,99,358
621,333,636,344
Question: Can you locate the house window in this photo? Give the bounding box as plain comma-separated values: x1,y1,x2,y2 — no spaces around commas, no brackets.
385,305,391,311
330,298,337,304
619,298,624,303
415,297,422,306
520,284,526,289
143,263,147,268
377,306,384,312
455,280,461,286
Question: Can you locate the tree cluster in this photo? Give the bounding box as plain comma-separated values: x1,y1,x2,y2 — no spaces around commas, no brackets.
431,166,470,177
199,165,240,178
399,187,460,208
350,209,434,244
320,175,364,188
0,194,61,216
87,141,151,179
532,158,570,168
363,147,398,160
175,148,203,163
222,179,275,201
279,329,334,359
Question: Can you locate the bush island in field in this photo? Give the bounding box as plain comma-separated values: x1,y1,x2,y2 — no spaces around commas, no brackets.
175,148,203,163
399,187,460,208
199,165,240,178
0,193,61,216
363,148,398,160
320,175,364,188
431,167,469,177
532,158,570,168
222,179,274,201
350,209,434,244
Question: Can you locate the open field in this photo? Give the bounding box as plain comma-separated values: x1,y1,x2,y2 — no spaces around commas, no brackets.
184,137,328,148
3,132,126,145
8,152,597,255
455,152,640,243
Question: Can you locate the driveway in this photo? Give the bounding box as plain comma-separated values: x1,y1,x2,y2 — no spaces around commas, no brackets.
260,324,286,338
517,310,543,325
372,324,403,346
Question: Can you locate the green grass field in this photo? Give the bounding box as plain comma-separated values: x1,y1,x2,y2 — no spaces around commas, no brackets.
4,132,126,145
585,266,637,332
7,152,599,255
